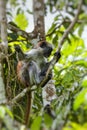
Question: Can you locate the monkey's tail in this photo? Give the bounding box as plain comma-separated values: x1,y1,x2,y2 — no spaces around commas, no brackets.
25,91,32,126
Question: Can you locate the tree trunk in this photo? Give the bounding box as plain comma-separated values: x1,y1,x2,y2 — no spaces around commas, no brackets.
33,0,45,43
0,0,7,104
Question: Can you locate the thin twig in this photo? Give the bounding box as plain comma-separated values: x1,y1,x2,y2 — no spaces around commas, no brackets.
9,86,37,104
46,21,64,37
46,20,83,37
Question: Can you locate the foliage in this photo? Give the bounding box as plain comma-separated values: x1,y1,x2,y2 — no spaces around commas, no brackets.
63,122,87,130
14,13,28,30
1,0,87,130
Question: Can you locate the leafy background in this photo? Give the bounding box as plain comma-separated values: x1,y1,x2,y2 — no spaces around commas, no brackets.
0,0,87,130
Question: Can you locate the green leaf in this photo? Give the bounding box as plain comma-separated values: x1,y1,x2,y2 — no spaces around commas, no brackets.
54,14,61,21
47,23,56,34
73,88,87,110
0,106,6,119
82,76,87,88
0,106,13,119
14,13,28,30
5,107,13,118
61,38,84,56
80,50,87,58
44,114,53,128
84,0,87,4
31,116,42,130
62,71,74,86
75,59,87,68
8,33,18,40
63,122,87,130
52,35,58,46
78,24,84,36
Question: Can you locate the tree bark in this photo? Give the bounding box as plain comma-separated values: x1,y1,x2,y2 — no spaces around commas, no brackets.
0,0,7,104
33,0,45,41
0,0,7,46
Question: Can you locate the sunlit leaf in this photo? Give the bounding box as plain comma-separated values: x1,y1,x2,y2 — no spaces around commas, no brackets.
0,106,6,119
14,13,28,30
5,107,13,118
82,76,87,88
63,122,87,130
61,38,84,56
73,89,87,110
31,116,42,130
75,59,87,68
62,71,74,85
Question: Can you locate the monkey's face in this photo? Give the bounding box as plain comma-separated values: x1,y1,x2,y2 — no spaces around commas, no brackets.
37,41,53,58
42,45,52,57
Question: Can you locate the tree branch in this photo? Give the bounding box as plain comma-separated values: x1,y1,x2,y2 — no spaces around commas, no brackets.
46,21,64,37
57,0,83,53
39,0,83,87
0,0,7,46
0,0,7,104
7,23,37,41
46,20,83,37
33,0,45,41
8,0,46,44
10,86,37,104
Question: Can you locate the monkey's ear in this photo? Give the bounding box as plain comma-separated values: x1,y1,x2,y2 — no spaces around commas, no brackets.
34,41,46,48
39,41,46,48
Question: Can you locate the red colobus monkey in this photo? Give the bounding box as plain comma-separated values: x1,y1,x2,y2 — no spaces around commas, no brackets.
15,41,52,87
15,41,53,125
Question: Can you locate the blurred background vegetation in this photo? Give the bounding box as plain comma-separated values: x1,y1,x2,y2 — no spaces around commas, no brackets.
0,0,87,130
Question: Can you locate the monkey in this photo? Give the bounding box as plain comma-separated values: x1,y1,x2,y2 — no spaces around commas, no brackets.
15,41,53,86
25,41,53,83
15,41,53,126
34,41,53,58
17,60,41,86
